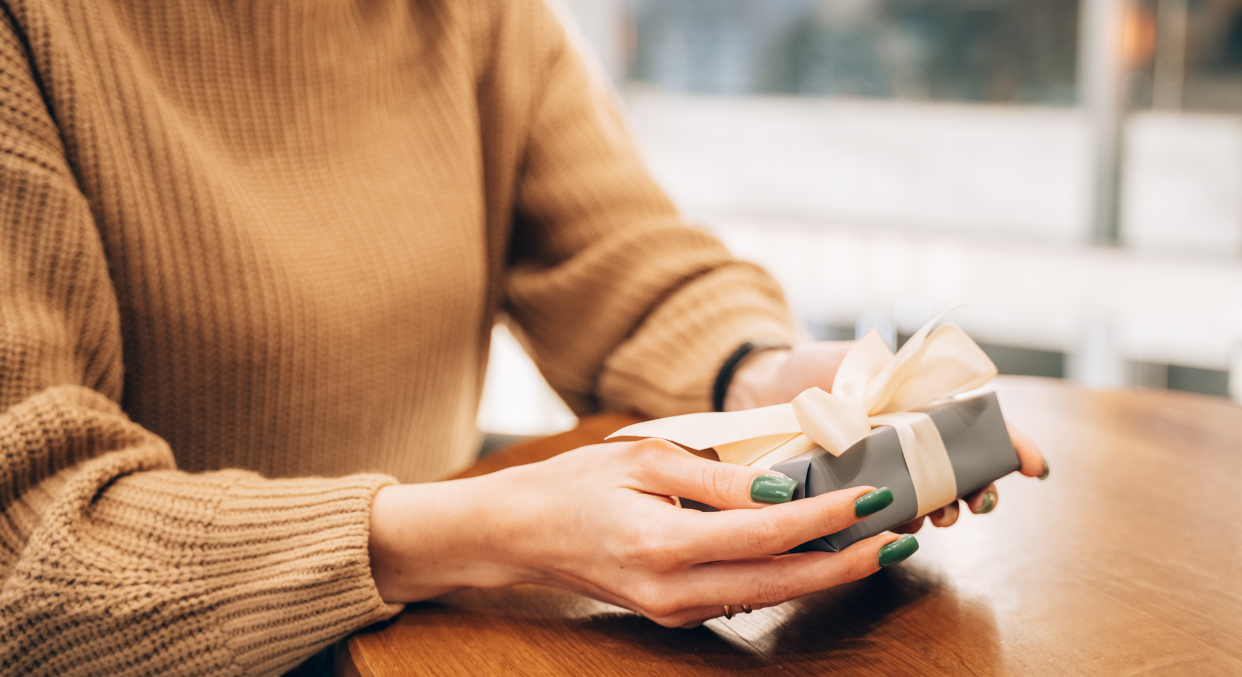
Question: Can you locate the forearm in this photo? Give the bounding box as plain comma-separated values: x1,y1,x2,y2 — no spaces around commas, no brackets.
498,0,799,419
0,388,398,677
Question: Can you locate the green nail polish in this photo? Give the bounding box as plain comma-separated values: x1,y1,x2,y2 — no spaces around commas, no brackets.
1038,458,1050,481
750,474,797,504
854,487,894,518
878,534,919,567
979,492,996,514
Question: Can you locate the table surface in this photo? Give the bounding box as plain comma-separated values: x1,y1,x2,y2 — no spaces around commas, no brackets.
339,376,1242,676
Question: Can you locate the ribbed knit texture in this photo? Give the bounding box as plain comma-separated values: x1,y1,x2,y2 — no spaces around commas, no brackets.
0,0,796,674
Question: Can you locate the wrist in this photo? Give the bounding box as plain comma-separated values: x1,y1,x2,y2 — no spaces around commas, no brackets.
368,474,518,603
722,347,790,411
369,484,448,602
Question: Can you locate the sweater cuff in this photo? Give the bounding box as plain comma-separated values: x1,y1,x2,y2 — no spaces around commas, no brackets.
72,468,401,675
598,262,799,418
206,473,403,674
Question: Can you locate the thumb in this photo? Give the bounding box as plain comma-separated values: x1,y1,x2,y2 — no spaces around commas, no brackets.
624,438,802,508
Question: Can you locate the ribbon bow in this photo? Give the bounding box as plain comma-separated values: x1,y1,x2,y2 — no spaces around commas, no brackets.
608,313,998,517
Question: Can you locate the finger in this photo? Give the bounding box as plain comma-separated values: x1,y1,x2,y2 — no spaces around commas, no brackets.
659,533,918,614
889,515,925,534
964,483,998,514
929,501,960,528
623,438,807,509
670,484,890,563
1006,422,1048,479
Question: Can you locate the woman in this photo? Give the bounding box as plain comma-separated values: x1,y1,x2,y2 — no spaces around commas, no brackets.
0,0,1045,674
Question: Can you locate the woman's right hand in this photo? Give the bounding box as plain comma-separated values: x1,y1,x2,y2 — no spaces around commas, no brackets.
368,439,916,628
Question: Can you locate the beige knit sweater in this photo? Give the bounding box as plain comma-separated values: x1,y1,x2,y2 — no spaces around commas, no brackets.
0,0,796,674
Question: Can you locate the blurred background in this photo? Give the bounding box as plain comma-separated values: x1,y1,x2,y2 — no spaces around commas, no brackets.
478,0,1242,442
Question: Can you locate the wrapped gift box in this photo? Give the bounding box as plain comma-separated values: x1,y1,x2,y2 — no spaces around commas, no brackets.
613,313,1026,554
770,390,1018,552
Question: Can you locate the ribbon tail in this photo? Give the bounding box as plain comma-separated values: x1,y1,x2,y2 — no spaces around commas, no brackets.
749,434,820,470
715,433,801,466
870,412,958,518
607,403,801,452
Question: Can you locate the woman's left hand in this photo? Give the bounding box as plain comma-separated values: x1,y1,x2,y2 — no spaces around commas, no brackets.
724,341,1049,532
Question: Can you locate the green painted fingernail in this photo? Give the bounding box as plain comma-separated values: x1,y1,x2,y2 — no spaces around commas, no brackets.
854,487,894,518
1038,458,1050,481
878,534,919,567
979,492,996,514
750,474,797,504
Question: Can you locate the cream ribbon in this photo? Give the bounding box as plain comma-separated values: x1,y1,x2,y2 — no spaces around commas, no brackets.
608,313,998,517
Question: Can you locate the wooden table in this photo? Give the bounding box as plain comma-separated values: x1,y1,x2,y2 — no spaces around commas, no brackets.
339,376,1242,676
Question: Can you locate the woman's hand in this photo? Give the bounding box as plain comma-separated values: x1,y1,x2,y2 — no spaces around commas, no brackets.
368,439,918,627
724,341,1049,533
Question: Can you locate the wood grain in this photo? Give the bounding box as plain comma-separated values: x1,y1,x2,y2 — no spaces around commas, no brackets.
341,377,1242,676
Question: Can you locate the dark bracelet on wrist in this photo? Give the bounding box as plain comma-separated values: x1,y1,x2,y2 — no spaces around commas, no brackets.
712,341,791,412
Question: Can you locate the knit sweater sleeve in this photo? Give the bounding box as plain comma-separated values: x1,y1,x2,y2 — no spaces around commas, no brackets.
0,13,399,675
501,0,800,418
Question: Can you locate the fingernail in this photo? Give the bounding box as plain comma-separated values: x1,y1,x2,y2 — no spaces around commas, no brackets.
979,492,996,514
750,474,798,504
854,487,894,518
1038,458,1050,481
878,534,919,567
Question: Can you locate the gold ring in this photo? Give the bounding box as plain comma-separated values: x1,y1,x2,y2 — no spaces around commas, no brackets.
722,605,734,620
741,604,753,614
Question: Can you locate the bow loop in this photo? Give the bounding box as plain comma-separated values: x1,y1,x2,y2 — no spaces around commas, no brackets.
830,327,893,409
833,318,998,416
790,387,870,457
874,322,998,413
